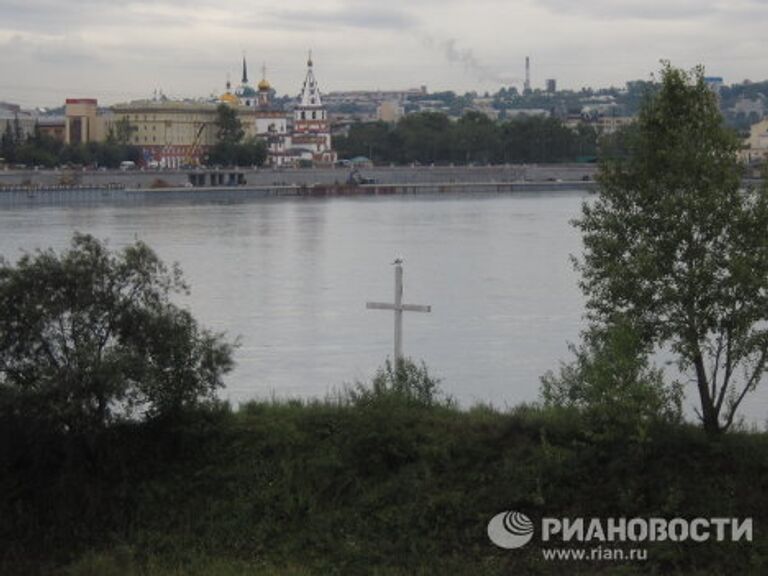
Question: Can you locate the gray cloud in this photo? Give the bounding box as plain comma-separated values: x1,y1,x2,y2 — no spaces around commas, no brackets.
536,0,768,21
265,6,416,31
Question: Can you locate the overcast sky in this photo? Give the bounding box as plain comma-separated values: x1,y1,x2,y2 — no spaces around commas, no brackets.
1,0,767,107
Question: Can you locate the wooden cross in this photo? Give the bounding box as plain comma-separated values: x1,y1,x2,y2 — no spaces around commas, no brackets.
366,260,431,364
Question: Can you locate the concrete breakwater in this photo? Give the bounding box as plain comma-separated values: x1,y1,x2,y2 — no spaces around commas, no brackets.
0,163,596,188
0,164,598,203
0,179,598,205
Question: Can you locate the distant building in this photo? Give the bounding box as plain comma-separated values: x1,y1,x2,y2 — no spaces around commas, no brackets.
109,54,336,168
705,77,725,94
377,100,404,123
563,111,635,135
65,98,109,144
251,66,291,167
291,53,336,165
234,56,258,108
111,99,223,168
743,118,768,163
467,101,499,120
38,117,66,141
546,79,557,93
594,115,634,135
0,105,36,140
731,96,766,117
506,108,549,119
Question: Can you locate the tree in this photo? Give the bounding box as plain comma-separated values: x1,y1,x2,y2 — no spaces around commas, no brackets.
396,112,452,164
575,63,768,434
207,138,267,167
0,234,235,433
107,117,137,146
215,103,244,144
1,121,17,163
452,112,500,164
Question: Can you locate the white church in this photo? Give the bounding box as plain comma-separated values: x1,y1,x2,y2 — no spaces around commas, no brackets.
224,52,337,167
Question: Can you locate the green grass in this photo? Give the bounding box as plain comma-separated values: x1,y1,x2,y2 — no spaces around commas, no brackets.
2,395,767,575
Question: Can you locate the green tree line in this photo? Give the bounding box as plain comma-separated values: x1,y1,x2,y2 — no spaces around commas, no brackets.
1,118,141,169
334,111,599,165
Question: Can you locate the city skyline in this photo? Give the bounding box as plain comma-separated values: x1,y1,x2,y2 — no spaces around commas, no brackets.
1,0,767,107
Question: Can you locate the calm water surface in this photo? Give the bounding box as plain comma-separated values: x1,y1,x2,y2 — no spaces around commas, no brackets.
0,192,765,424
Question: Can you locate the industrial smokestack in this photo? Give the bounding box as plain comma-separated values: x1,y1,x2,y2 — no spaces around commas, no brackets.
524,56,531,93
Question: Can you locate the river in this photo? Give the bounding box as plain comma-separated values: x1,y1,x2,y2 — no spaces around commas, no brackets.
1,191,765,426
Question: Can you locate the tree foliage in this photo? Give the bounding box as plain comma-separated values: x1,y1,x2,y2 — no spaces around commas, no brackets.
0,120,140,168
334,112,598,165
214,103,245,144
0,234,235,433
575,63,768,434
541,319,682,438
207,139,267,167
208,104,267,166
107,117,138,146
344,358,452,408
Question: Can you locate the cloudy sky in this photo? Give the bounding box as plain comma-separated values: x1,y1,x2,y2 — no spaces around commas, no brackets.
1,0,767,107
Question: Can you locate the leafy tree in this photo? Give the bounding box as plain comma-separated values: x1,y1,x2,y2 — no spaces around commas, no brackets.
1,121,17,163
541,319,682,438
0,234,235,433
207,139,266,167
215,103,244,144
107,117,137,145
335,121,396,164
397,112,453,164
452,111,499,164
575,63,768,434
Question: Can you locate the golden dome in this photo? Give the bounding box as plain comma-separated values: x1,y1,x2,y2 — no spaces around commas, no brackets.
219,92,239,105
258,78,271,91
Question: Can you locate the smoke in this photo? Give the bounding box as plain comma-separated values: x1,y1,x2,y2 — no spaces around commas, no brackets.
422,35,520,86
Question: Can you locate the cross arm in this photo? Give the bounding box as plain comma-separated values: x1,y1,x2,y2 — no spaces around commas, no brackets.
401,304,431,313
366,302,431,313
366,302,396,310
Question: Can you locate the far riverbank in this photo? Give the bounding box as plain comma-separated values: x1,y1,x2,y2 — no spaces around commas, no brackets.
0,163,596,190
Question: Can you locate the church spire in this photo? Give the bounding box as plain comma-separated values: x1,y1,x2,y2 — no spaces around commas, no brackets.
242,54,248,84
298,51,322,108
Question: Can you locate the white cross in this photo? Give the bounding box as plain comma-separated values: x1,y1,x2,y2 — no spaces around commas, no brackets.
366,260,431,364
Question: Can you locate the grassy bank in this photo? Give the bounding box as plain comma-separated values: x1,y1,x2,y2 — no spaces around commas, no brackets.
1,387,766,576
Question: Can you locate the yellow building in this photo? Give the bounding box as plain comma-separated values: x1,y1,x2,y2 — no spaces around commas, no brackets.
65,99,111,144
110,66,276,168
110,97,261,168
743,118,768,164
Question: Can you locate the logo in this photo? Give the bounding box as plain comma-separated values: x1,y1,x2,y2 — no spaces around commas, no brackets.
487,511,535,549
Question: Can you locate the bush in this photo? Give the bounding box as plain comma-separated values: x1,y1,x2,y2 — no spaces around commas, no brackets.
541,319,682,439
344,358,453,408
